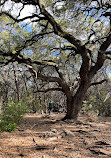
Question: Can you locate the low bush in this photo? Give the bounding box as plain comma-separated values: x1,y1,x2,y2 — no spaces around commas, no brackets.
81,91,111,116
0,100,27,132
0,120,16,132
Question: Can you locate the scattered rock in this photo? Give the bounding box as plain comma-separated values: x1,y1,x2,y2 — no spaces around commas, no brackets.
46,136,58,141
61,130,75,138
44,131,56,138
43,129,58,139
1,114,111,158
50,128,58,133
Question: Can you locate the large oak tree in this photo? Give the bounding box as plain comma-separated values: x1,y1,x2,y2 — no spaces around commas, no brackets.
0,0,111,120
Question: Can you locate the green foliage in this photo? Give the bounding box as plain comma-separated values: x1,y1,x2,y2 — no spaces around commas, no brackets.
0,120,16,132
22,91,46,113
94,91,111,117
82,91,111,116
82,100,94,113
0,100,27,132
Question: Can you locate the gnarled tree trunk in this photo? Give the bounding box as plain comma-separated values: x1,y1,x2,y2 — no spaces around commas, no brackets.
63,80,90,121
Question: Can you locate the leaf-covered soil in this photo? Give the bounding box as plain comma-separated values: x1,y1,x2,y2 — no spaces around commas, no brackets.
0,113,111,158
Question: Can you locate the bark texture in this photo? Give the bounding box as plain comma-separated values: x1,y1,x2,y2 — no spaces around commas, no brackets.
62,80,90,121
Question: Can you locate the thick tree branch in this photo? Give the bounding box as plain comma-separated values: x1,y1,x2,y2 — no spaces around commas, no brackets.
1,0,92,82
51,46,78,52
37,73,62,84
38,1,82,50
38,2,92,81
54,66,65,80
100,33,111,52
37,72,72,98
88,33,111,78
0,50,57,67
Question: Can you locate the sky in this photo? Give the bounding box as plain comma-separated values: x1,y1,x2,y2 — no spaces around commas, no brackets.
0,0,37,33
0,0,36,21
0,0,65,20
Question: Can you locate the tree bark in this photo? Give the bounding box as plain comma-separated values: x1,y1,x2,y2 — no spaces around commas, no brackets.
62,80,90,121
13,63,20,101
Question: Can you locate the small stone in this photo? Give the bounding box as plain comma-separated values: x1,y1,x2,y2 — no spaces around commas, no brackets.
47,137,58,141
45,131,56,137
51,128,57,133
61,130,75,138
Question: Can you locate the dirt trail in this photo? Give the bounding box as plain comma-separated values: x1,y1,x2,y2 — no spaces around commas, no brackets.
0,114,111,158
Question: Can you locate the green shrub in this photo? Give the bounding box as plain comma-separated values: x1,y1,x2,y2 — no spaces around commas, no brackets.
81,91,111,116
0,120,16,132
94,91,111,116
0,100,27,132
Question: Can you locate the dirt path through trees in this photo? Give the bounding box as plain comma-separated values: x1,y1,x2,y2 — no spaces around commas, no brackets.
0,114,111,158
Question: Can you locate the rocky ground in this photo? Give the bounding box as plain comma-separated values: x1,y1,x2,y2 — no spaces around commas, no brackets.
0,113,111,158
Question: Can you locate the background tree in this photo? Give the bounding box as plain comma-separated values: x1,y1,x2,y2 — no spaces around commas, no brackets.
82,68,111,116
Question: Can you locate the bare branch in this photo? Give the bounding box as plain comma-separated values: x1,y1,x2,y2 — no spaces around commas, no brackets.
34,87,63,93
105,51,111,55
26,65,37,79
89,33,111,78
51,46,77,51
54,66,65,80
16,31,54,52
0,50,58,67
38,1,82,50
100,33,111,52
37,73,62,83
0,11,46,23
90,79,107,86
37,72,72,98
